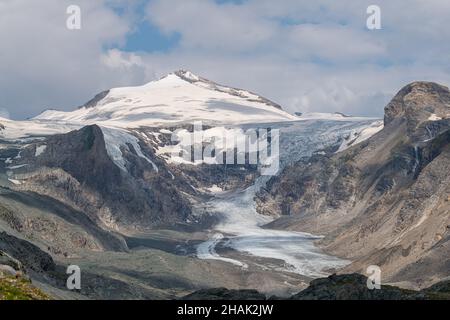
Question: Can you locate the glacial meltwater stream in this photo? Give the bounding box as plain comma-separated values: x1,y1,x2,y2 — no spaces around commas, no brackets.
197,179,350,277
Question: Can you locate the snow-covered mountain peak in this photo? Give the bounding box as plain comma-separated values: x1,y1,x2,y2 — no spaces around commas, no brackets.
34,71,297,128
173,69,201,82
172,70,284,110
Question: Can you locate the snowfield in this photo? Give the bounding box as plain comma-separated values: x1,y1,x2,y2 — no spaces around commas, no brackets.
33,70,298,127
0,117,79,140
336,120,384,153
0,70,383,177
0,70,380,144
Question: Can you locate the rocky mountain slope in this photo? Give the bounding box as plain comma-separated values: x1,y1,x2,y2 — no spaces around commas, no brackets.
256,82,450,288
8,124,192,232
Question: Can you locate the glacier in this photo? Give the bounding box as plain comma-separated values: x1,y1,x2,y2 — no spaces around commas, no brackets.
196,119,381,277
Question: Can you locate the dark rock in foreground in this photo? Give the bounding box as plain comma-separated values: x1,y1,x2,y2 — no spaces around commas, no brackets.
0,232,55,274
290,273,418,300
182,273,450,300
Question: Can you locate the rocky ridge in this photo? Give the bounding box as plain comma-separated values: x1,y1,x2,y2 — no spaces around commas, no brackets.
256,82,450,288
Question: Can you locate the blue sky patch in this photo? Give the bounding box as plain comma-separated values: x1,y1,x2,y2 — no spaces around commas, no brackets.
124,20,180,53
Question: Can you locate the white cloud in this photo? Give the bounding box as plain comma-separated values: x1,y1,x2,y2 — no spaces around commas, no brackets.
1,0,450,119
101,49,143,69
140,0,450,117
285,24,385,61
147,0,277,52
0,0,144,118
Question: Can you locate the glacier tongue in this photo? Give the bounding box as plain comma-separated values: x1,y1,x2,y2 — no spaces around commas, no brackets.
197,118,380,277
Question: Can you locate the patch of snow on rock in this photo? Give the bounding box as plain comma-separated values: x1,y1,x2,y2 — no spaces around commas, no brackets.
101,126,158,172
336,120,384,153
428,113,442,121
8,178,22,185
35,145,47,157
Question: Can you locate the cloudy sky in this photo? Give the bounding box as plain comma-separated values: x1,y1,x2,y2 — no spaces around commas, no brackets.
1,0,450,119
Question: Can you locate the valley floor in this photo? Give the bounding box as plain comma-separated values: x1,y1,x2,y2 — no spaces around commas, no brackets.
44,228,313,299
195,181,349,278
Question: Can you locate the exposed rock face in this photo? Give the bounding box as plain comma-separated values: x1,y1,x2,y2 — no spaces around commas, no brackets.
8,125,192,232
79,90,110,109
257,82,450,288
290,274,419,300
0,191,127,253
0,232,55,274
384,81,450,129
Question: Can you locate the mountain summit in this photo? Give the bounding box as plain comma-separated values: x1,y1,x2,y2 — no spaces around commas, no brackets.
34,70,296,128
384,81,450,130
